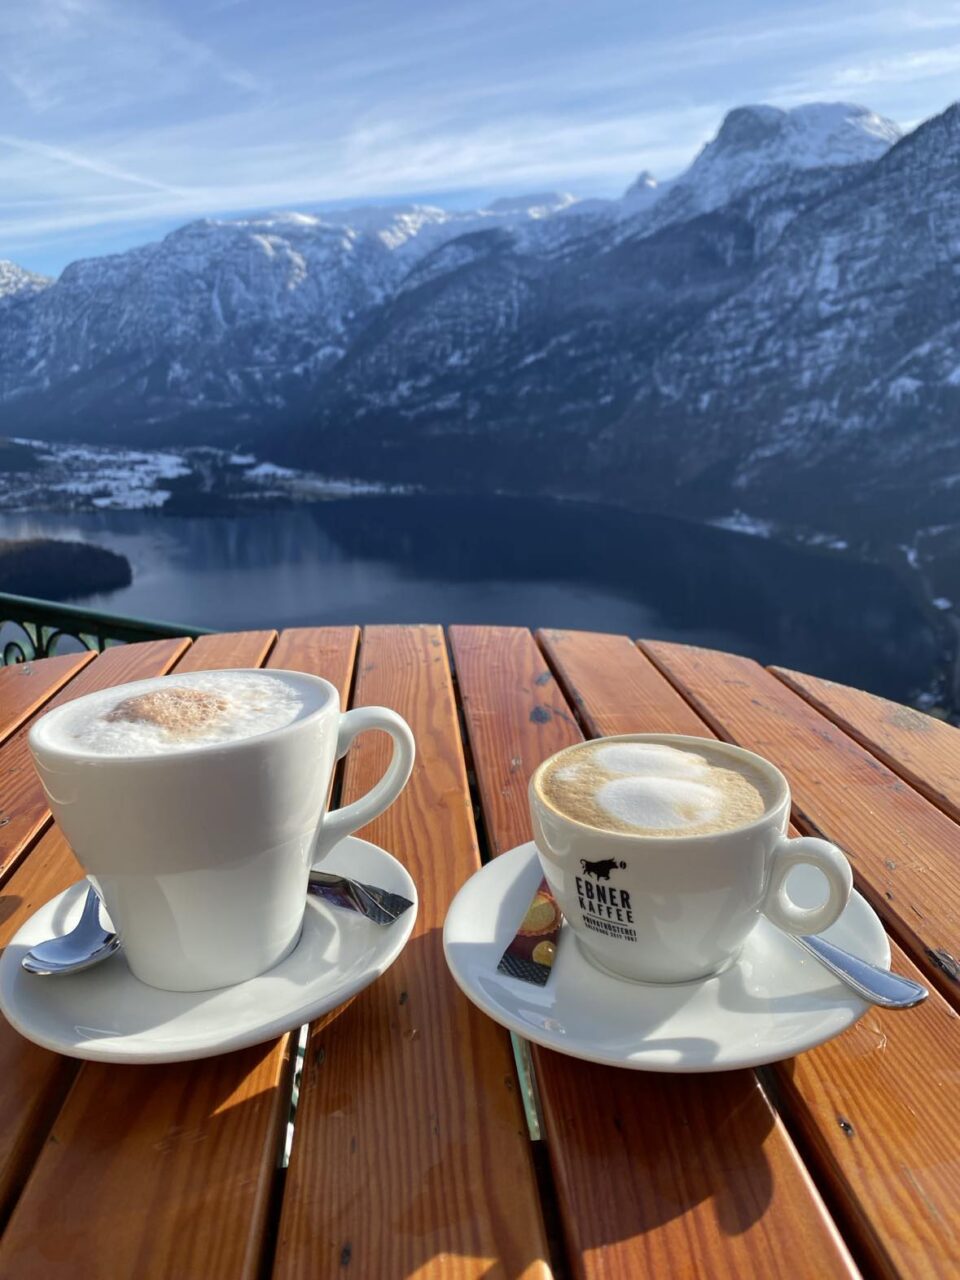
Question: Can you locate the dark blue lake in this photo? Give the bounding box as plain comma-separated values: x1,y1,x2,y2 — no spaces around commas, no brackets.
0,494,945,707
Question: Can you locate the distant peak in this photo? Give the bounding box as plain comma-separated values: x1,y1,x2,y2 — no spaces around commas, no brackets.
614,99,902,233
0,259,52,299
712,104,787,151
620,170,661,211
711,101,901,159
485,192,576,215
787,101,902,143
625,170,658,194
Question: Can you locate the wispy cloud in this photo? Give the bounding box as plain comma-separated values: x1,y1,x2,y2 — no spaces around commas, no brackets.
1,0,958,273
0,0,261,118
829,44,960,88
0,135,186,194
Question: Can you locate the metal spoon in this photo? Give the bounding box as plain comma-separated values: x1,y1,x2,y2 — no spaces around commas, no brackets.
20,885,120,976
21,871,411,977
794,933,928,1008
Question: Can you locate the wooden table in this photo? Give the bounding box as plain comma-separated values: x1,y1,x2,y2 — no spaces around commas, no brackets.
1,627,958,1279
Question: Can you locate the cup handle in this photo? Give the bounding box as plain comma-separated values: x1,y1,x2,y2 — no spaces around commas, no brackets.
761,835,853,935
313,706,415,861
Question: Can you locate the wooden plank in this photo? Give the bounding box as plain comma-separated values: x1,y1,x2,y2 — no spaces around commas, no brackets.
0,652,95,745
0,830,85,1226
764,992,960,1280
0,629,361,1280
268,627,359,699
173,629,277,672
642,640,960,1004
0,640,190,885
0,1030,293,1280
544,629,960,1279
0,641,196,1226
539,628,708,739
772,666,960,825
456,627,583,856
451,627,855,1280
274,625,551,1280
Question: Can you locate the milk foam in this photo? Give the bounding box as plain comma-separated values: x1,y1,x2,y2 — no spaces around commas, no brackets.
538,740,771,837
596,776,722,830
593,742,710,780
48,671,313,756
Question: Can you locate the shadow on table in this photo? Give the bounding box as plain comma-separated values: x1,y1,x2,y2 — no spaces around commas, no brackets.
0,1038,290,1276
0,895,23,930
357,921,776,1265
533,1049,779,1247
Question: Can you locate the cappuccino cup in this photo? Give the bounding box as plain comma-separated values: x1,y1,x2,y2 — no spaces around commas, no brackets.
28,669,415,991
529,733,852,984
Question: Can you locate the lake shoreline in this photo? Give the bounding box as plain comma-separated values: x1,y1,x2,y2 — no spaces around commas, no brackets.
1,443,954,717
0,537,132,600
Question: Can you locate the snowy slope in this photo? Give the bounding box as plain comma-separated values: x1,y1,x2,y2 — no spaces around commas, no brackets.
0,97,912,473
620,102,900,235
0,261,51,306
608,102,960,534
0,193,593,421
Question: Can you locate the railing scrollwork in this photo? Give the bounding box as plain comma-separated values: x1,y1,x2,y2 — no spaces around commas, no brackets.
0,592,214,665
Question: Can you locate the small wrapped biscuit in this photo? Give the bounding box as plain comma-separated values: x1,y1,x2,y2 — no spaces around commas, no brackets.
519,892,560,937
498,878,563,985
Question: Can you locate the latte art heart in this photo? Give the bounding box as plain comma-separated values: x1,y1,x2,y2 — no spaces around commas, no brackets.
536,739,774,837
593,742,710,780
596,776,722,830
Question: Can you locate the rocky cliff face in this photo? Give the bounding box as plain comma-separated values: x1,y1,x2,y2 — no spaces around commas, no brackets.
2,99,954,542
610,103,960,536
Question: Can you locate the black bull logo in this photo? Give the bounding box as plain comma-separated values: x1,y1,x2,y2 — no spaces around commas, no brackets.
579,858,627,881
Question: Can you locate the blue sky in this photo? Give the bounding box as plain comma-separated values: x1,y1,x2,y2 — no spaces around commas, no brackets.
3,0,960,277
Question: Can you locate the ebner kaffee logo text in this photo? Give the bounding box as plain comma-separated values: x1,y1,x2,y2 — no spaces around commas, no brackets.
576,859,637,942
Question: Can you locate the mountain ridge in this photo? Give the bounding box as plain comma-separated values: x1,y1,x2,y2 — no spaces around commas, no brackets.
1,97,954,555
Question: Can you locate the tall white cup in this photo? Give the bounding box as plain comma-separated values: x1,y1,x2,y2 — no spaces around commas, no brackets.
529,733,853,984
28,669,415,991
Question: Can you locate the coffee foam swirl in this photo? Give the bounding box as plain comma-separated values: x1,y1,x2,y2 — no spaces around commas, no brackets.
537,740,771,837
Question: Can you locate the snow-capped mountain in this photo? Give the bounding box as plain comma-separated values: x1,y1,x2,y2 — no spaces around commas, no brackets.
611,101,960,535
0,98,953,545
0,260,51,307
0,191,596,429
620,102,900,238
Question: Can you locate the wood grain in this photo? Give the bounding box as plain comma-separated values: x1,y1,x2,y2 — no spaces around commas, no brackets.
0,629,361,1279
451,627,855,1280
0,1033,293,1280
274,625,551,1280
545,629,960,1279
0,830,85,1225
772,666,960,825
539,628,709,739
0,640,193,1223
268,627,359,699
0,640,190,885
454,626,583,856
173,629,277,672
0,652,95,745
642,641,960,1004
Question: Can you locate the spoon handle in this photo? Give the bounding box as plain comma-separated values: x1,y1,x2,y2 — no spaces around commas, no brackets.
796,934,928,1008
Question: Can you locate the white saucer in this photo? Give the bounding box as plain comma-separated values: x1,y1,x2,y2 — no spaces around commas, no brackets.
443,842,889,1072
0,837,416,1064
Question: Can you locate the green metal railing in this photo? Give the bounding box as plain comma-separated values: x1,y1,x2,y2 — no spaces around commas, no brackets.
0,592,215,664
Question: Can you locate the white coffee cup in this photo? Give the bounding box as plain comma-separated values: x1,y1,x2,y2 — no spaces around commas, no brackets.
529,733,853,984
28,669,415,992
